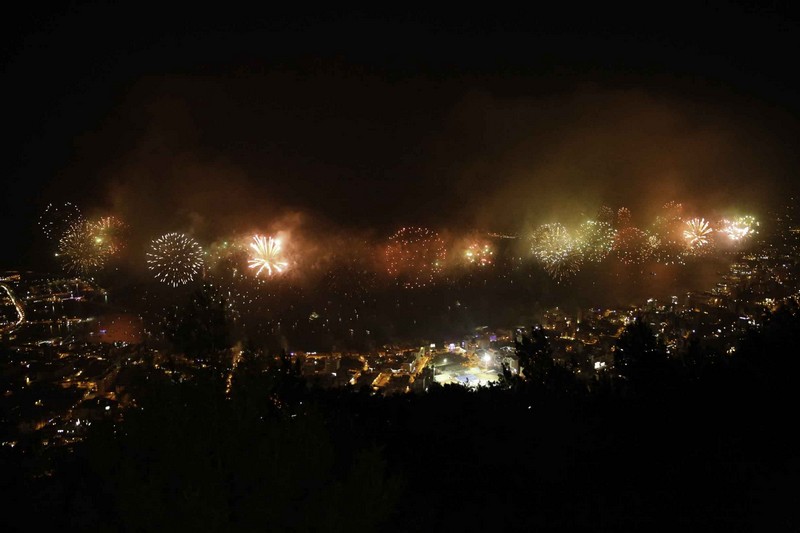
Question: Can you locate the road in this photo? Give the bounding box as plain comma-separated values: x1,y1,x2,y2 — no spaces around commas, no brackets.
0,283,25,333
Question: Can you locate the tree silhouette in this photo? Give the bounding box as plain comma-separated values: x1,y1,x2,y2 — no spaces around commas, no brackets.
514,325,581,396
515,325,553,383
683,333,720,381
614,316,669,392
736,299,800,393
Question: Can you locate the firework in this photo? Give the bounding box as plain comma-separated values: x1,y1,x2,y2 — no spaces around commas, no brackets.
650,203,686,265
575,220,616,262
464,240,494,267
530,223,572,262
90,216,126,256
542,250,582,282
683,218,713,250
616,207,632,228
39,202,83,241
661,201,684,219
720,215,758,242
203,239,249,274
613,227,652,264
57,221,107,274
147,233,204,287
248,235,288,277
385,227,446,288
596,205,616,225
530,223,582,280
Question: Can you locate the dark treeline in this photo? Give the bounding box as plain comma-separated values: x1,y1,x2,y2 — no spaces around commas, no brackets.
2,299,800,531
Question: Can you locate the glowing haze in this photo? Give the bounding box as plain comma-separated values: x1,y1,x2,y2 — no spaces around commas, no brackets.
24,74,793,303
78,78,796,250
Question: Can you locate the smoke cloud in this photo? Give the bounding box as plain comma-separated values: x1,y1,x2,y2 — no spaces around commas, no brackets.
48,69,795,272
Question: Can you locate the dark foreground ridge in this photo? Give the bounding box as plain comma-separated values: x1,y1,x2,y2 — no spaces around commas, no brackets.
3,302,800,531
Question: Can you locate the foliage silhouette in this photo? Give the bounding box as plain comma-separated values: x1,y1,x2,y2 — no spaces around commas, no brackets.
5,306,800,531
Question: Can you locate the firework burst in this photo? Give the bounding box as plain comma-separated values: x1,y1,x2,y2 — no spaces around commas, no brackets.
613,227,653,265
248,235,288,277
39,202,83,241
57,221,107,274
530,223,572,262
683,218,713,251
147,233,204,287
650,203,686,265
464,240,494,267
542,250,583,282
575,220,616,262
616,207,632,228
720,215,758,243
596,205,616,225
530,223,582,280
385,227,446,288
661,201,684,219
90,216,126,257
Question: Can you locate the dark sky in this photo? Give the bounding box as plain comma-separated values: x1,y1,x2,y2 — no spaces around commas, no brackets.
3,2,800,268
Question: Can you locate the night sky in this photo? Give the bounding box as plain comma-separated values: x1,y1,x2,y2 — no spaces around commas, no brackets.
3,2,800,268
